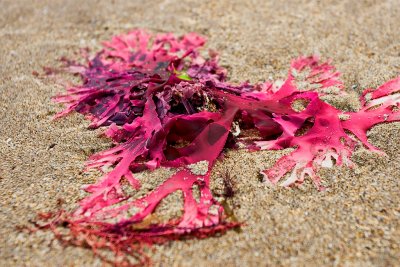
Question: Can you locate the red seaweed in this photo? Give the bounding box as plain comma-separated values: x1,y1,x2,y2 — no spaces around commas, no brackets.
36,29,400,266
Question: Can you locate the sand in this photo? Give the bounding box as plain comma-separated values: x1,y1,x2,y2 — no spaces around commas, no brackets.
0,0,399,266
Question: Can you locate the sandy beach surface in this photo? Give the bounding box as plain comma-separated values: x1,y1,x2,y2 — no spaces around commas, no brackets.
0,0,399,266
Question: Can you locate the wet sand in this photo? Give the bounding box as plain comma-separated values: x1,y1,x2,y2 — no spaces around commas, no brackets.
0,0,399,266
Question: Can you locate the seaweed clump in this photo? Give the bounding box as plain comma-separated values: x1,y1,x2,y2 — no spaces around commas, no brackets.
34,29,400,266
